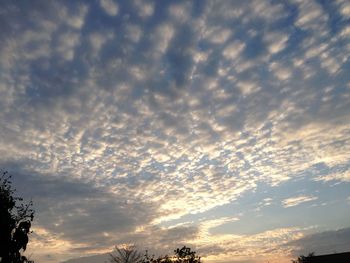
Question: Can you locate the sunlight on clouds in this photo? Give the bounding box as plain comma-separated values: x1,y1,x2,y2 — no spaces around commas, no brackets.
249,0,287,23
236,81,261,96
153,23,175,55
222,41,245,60
276,122,350,169
99,0,119,16
125,24,143,43
29,227,71,251
269,62,292,80
315,170,350,183
25,226,95,263
337,0,350,19
0,1,349,262
57,4,89,30
169,2,191,23
198,217,240,237
255,198,273,211
339,26,350,38
202,27,232,45
56,32,80,61
264,32,289,54
193,225,305,263
294,0,329,35
133,0,155,19
282,195,318,208
89,32,113,56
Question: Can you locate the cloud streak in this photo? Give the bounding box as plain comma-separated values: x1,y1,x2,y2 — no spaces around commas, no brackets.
282,195,318,208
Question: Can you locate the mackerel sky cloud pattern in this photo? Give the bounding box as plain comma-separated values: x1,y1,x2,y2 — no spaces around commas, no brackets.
0,0,350,262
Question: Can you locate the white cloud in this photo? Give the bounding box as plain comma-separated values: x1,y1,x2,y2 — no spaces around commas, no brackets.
203,27,232,44
339,26,350,38
60,4,89,29
152,23,175,55
192,226,305,263
269,62,292,80
222,41,245,60
99,0,119,16
294,0,328,34
256,197,273,210
249,0,287,23
264,32,289,54
133,0,154,18
169,3,191,23
198,217,239,238
337,0,350,19
282,195,318,208
56,31,80,60
315,170,350,183
89,32,113,56
125,24,143,43
236,81,260,96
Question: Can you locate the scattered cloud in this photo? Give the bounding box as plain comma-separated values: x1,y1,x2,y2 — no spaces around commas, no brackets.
282,195,318,208
315,170,350,183
99,0,119,16
287,228,350,257
264,32,289,55
133,0,155,19
0,0,349,262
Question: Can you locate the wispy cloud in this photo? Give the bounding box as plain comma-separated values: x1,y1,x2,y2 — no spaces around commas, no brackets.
99,0,119,16
282,195,318,208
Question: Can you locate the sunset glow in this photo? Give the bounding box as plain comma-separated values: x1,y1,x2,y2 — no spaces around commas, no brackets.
1,0,350,262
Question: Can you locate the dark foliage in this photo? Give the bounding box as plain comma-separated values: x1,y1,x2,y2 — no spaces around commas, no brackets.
110,245,202,263
143,246,201,263
0,171,35,263
292,252,315,263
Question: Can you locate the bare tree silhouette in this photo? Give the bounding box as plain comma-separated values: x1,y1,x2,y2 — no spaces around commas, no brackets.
110,245,143,263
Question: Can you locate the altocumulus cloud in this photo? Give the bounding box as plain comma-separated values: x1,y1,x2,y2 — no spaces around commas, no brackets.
0,0,350,262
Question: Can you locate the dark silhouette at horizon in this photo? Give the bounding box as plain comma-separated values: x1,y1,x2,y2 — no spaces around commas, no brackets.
292,251,350,263
0,171,35,263
110,245,201,263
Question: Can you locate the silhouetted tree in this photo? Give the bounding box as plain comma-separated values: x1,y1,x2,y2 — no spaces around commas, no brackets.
173,246,201,263
292,252,315,263
110,245,143,263
109,245,202,263
142,246,201,263
142,250,172,263
0,171,35,263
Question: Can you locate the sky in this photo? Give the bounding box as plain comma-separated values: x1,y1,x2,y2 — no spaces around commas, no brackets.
0,0,350,262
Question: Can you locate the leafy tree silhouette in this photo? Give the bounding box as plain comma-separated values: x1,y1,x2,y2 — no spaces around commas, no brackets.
292,252,315,263
109,245,201,263
173,246,201,263
0,171,35,263
143,246,201,263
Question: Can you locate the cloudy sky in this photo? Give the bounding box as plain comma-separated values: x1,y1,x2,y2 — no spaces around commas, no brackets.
1,0,350,262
